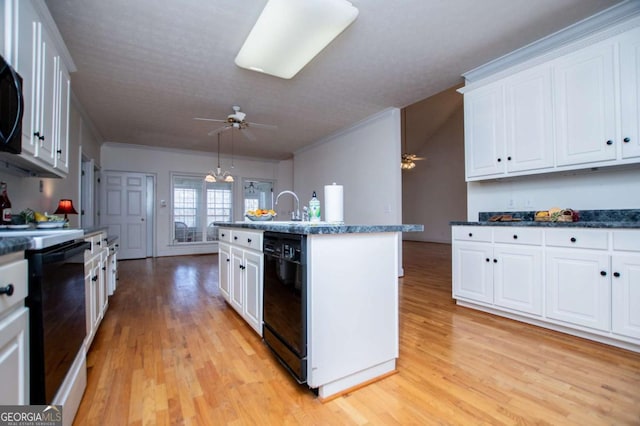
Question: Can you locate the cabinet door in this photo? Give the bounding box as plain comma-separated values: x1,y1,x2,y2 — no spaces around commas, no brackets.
36,28,58,167
230,247,244,313
452,242,493,304
611,255,640,339
620,27,640,160
494,245,543,315
0,307,29,405
54,64,70,173
218,243,231,302
546,250,610,331
554,39,616,166
13,0,41,155
243,250,263,336
504,64,554,173
464,83,506,179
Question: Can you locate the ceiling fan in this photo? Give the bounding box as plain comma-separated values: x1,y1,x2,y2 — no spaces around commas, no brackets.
194,106,277,141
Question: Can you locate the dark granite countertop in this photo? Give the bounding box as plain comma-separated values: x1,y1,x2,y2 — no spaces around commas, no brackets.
0,237,33,256
215,222,424,235
451,209,640,229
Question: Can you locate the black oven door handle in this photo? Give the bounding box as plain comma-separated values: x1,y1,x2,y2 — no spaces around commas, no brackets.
42,241,91,263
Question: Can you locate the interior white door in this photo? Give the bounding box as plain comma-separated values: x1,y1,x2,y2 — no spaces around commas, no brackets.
102,171,148,259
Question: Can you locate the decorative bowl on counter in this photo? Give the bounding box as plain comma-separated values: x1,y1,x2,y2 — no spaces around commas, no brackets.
245,209,277,221
245,213,275,221
36,221,67,229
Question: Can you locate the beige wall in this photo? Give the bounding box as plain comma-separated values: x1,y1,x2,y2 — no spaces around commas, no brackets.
0,99,102,228
402,88,467,243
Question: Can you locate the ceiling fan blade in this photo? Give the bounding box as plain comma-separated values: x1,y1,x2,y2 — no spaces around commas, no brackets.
207,125,231,137
240,128,257,142
248,122,278,130
194,117,226,123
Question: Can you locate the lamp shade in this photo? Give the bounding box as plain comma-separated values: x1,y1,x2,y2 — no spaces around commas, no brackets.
235,0,359,79
54,199,78,219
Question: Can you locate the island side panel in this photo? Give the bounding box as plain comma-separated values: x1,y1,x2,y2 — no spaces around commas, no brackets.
307,232,399,391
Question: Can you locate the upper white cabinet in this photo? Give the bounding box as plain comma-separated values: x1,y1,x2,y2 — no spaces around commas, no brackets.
462,14,640,181
554,38,617,166
6,0,73,178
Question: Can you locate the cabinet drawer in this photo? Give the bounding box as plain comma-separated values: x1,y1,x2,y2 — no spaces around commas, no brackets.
494,228,542,245
545,229,608,250
612,230,640,252
452,226,492,242
232,230,263,252
0,260,28,316
218,228,232,243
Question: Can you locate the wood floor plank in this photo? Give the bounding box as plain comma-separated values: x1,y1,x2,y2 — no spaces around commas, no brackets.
73,242,640,425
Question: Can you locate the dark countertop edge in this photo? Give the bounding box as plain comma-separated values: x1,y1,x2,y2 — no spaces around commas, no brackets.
215,222,424,234
83,226,109,236
450,221,640,229
0,237,33,256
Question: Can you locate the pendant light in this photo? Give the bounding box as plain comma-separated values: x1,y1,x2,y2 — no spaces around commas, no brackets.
205,133,234,183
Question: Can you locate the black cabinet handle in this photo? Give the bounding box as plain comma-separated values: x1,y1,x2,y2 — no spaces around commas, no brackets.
513,234,518,239
234,236,238,240
0,284,14,296
57,149,62,155
623,137,631,143
570,237,576,243
600,271,607,276
507,156,512,161
606,140,613,145
485,258,490,262
497,158,502,162
493,259,497,263
102,266,106,271
226,258,230,262
468,233,473,237
33,131,40,138
613,272,620,278
96,241,101,246
248,238,252,243
221,233,225,237
39,134,45,141
92,275,98,281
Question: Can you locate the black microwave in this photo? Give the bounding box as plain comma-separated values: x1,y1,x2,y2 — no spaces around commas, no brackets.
0,54,23,154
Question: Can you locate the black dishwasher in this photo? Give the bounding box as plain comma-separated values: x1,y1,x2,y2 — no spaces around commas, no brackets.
262,232,307,383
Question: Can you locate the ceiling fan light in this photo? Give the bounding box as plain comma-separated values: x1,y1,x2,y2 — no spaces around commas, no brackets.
205,173,217,182
235,0,359,79
224,175,235,183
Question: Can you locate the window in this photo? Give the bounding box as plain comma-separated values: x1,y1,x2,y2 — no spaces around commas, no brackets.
172,174,232,243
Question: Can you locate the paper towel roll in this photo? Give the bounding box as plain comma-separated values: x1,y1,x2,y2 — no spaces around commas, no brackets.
324,183,344,224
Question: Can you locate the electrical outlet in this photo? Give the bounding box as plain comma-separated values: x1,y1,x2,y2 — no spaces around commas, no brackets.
508,199,515,208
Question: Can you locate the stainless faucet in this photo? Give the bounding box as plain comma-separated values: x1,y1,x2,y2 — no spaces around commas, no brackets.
275,190,301,221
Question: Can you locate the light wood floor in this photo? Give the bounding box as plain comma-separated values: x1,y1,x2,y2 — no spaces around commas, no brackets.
74,241,640,425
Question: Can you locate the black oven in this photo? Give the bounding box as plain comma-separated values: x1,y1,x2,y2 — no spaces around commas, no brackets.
25,239,90,404
0,54,23,154
263,232,307,383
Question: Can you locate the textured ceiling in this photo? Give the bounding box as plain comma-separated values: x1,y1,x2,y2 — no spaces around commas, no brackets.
45,0,620,160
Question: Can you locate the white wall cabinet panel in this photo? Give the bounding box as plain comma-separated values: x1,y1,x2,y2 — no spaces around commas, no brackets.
230,247,244,313
54,64,70,173
611,255,640,339
464,84,506,179
504,64,554,173
546,250,611,332
242,250,263,334
620,27,640,159
554,40,617,166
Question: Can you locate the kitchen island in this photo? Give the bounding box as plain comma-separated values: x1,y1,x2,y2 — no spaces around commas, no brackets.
215,222,422,400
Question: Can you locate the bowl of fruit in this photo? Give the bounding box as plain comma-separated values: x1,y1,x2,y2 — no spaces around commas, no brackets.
245,209,277,221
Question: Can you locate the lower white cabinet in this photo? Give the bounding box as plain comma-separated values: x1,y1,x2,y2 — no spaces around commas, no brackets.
0,253,29,404
452,226,640,351
218,228,263,336
84,231,108,348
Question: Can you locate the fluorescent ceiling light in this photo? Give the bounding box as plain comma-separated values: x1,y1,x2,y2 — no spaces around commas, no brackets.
235,0,359,79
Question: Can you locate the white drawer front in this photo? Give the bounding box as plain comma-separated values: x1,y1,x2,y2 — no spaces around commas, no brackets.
0,260,28,316
232,230,263,252
494,228,543,245
612,230,640,252
545,229,608,250
452,226,492,242
218,228,232,243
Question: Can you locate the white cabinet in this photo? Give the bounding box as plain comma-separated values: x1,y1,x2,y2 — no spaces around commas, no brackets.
554,39,617,166
218,228,264,336
546,249,611,331
620,27,640,160
452,226,543,316
7,0,72,177
84,231,108,347
106,239,118,296
452,226,640,351
0,254,29,405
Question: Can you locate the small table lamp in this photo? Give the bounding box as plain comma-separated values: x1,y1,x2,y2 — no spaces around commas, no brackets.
54,199,78,221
